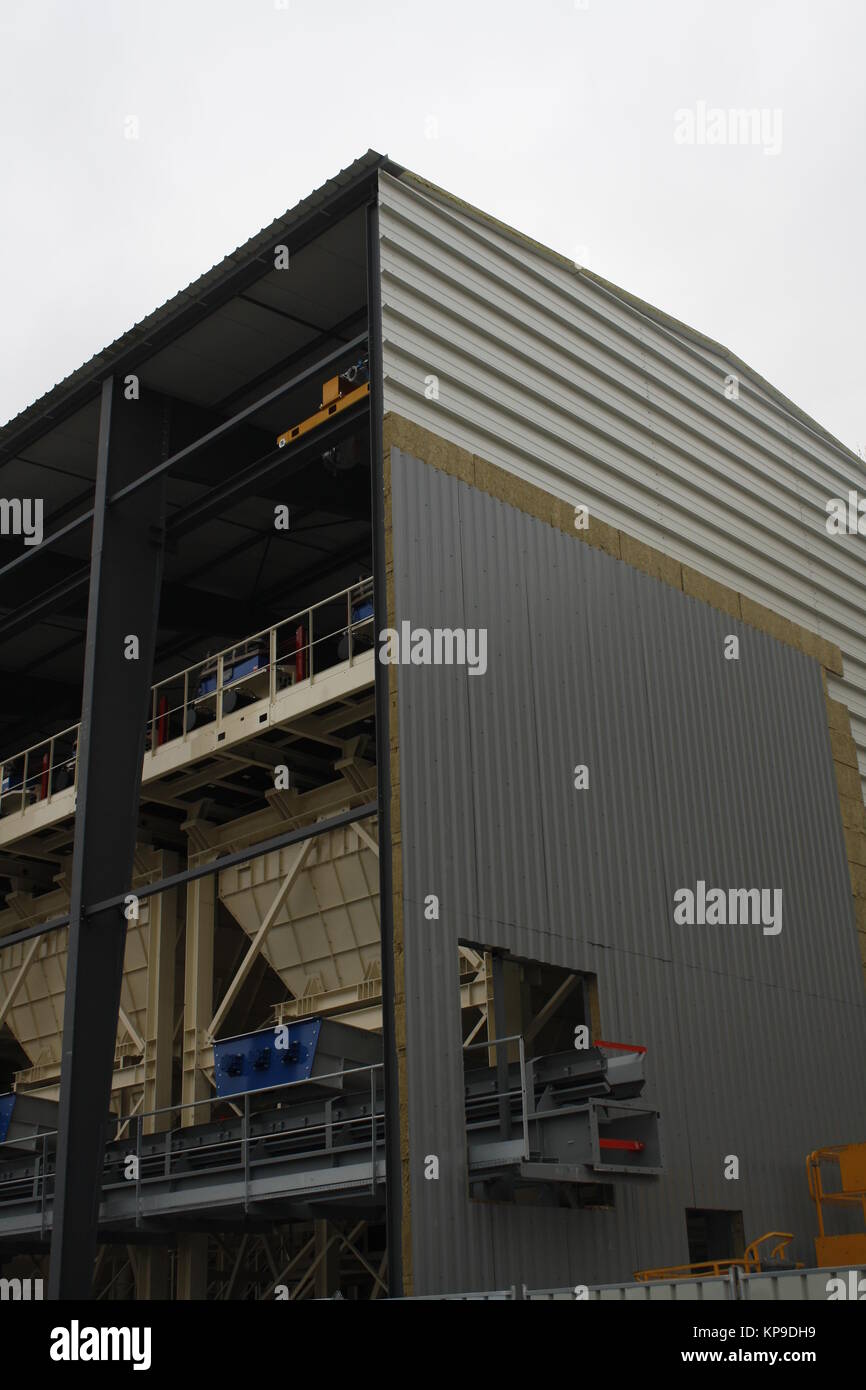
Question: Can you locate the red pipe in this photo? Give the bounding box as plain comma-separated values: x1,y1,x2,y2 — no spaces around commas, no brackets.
157,694,168,747
40,752,49,800
594,1039,647,1055
295,624,306,682
599,1139,645,1152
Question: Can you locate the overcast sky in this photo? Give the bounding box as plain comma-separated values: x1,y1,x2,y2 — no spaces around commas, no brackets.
1,0,863,455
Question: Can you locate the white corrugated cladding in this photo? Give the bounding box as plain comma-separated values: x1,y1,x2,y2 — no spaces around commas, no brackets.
378,170,866,797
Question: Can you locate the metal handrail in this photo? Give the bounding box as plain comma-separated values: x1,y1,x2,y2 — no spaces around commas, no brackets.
0,577,375,816
0,1060,386,1214
1,1057,385,1146
464,1033,531,1161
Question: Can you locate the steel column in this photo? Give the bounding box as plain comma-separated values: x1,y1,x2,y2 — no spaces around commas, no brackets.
366,195,403,1297
143,851,178,1133
177,1234,209,1300
177,823,213,1303
181,842,216,1131
314,1220,340,1298
491,954,511,1140
47,377,167,1299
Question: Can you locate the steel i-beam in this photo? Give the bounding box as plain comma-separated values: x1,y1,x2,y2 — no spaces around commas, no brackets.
48,377,168,1299
365,196,404,1297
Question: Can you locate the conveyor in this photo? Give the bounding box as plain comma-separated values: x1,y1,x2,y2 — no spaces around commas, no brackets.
0,1028,662,1246
465,1039,662,1196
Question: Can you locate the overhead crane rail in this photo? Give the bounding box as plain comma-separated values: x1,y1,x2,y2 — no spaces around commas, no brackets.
276,358,370,451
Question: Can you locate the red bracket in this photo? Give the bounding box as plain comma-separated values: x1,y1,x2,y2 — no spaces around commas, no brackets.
594,1039,647,1055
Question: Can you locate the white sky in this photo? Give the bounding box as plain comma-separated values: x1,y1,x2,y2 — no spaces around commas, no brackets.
1,0,863,454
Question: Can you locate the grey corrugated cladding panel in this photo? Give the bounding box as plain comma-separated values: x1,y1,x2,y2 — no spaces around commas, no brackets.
378,171,866,800
390,446,866,1295
389,167,856,460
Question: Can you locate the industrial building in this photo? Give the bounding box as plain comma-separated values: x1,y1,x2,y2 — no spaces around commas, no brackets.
0,150,864,1300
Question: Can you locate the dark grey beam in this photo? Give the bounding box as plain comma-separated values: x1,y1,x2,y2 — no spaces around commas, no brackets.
111,332,368,508
0,669,81,721
365,198,403,1298
214,303,367,412
0,476,370,643
0,568,89,641
0,801,378,952
48,377,168,1300
255,534,371,609
491,953,511,1140
0,507,95,584
0,857,56,892
163,398,368,539
0,568,265,648
0,334,368,587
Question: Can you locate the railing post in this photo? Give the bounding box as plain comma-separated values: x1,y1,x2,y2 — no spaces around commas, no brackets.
348,588,353,666
47,737,55,800
135,1114,142,1228
216,653,225,726
269,625,277,702
21,749,29,811
491,954,510,1141
370,1065,376,1195
39,1135,47,1239
308,609,314,682
182,670,189,738
518,1036,530,1161
243,1092,250,1214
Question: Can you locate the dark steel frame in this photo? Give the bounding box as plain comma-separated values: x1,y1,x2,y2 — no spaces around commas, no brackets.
47,377,169,1298
0,331,369,586
365,197,404,1297
0,156,399,469
1,162,406,1303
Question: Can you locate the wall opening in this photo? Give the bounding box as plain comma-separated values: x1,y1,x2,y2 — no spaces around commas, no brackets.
457,944,657,1209
686,1208,745,1264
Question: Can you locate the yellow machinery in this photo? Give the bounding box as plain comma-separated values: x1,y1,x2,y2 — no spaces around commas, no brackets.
634,1232,801,1282
635,1141,866,1279
277,366,369,450
807,1143,866,1266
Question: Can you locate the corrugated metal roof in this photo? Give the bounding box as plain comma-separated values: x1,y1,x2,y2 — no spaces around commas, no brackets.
0,149,399,460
